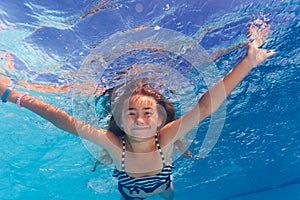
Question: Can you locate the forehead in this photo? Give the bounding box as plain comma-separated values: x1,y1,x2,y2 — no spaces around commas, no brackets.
126,95,157,108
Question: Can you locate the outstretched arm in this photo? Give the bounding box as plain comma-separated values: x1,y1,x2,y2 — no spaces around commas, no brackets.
197,25,276,117
2,88,79,134
161,22,276,143
0,82,120,150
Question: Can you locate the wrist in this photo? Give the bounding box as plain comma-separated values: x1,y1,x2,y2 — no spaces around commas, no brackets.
1,84,30,107
0,82,14,102
16,93,28,107
1,88,12,103
242,57,257,70
7,89,23,103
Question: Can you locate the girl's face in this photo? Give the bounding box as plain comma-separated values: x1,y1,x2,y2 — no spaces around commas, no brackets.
120,95,163,141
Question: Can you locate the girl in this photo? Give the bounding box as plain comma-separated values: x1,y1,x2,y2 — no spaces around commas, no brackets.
92,85,192,170
0,25,275,199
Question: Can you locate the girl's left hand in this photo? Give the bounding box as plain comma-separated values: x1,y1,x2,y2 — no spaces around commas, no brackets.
245,21,276,68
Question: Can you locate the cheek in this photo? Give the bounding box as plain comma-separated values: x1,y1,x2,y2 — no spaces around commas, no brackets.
150,115,160,126
118,113,130,130
120,114,137,130
120,115,129,126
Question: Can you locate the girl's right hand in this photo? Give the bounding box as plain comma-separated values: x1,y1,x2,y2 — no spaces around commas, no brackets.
0,77,12,97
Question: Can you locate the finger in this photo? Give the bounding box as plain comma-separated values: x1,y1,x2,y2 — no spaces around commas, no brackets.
266,49,276,57
260,24,271,41
247,25,262,46
249,37,263,47
248,22,271,47
246,23,254,36
246,31,252,38
247,23,258,37
247,38,255,44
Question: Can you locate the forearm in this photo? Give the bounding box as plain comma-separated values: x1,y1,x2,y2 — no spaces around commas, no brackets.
199,57,253,113
6,89,79,135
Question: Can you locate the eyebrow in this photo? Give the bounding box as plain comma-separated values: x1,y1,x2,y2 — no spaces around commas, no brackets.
127,107,153,111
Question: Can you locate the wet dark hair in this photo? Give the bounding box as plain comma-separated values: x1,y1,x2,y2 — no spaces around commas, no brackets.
107,84,176,138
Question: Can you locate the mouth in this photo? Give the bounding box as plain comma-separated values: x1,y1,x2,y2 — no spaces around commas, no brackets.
131,126,149,131
128,126,155,140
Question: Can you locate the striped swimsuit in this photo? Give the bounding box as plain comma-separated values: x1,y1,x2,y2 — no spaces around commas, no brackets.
113,135,174,200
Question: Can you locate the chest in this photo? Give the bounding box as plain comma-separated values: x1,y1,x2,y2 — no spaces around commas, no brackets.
125,150,165,176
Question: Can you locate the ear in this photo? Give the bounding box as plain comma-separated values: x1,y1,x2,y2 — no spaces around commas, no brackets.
157,113,166,130
157,116,163,128
156,104,167,129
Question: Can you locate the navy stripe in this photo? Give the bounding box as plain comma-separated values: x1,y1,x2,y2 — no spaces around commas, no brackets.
118,174,171,184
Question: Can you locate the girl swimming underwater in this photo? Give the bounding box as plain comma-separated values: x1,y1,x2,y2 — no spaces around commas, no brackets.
0,24,275,199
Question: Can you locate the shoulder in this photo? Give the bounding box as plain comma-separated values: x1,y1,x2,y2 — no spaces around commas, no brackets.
158,119,181,147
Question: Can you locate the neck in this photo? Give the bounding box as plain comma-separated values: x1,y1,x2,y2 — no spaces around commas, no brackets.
125,136,156,153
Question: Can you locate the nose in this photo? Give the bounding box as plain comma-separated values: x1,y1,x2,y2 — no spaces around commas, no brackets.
135,114,144,125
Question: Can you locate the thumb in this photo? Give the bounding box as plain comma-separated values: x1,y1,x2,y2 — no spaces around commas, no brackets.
266,49,276,57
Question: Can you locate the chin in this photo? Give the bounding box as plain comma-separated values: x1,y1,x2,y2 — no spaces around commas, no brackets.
129,134,155,142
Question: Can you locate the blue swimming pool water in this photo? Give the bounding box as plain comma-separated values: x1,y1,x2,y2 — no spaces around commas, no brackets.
0,0,299,199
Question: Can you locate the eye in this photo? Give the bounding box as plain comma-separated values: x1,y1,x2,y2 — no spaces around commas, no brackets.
144,110,153,116
127,110,137,116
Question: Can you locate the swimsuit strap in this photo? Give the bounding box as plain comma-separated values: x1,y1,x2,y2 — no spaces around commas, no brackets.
155,134,166,167
121,136,126,171
121,135,166,171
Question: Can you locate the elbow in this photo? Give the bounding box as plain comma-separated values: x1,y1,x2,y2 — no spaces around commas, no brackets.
197,101,213,119
197,97,221,118
49,108,79,135
198,90,226,117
